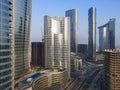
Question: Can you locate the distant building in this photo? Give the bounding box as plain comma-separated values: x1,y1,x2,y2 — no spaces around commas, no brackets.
70,53,82,72
31,42,45,67
65,9,78,53
44,16,70,78
98,19,115,51
73,58,82,71
88,7,96,61
96,52,104,61
104,49,120,90
78,44,88,54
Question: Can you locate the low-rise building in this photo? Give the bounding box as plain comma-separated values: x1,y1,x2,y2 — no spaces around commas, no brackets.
70,52,82,72
74,58,82,71
32,70,68,90
96,52,104,61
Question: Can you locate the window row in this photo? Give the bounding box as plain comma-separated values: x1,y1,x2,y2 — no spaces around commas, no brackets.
0,76,11,84
0,17,9,24
0,0,10,5
0,69,11,77
0,45,11,49
0,38,11,43
0,58,11,63
0,3,10,11
0,51,11,56
0,10,10,17
0,24,9,30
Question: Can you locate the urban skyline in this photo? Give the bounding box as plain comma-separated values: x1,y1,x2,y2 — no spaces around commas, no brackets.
0,0,120,90
31,0,120,47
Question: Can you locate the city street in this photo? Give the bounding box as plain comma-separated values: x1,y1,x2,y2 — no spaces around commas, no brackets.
65,54,103,90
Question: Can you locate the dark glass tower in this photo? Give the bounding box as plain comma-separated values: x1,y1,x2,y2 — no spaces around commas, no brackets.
0,0,14,89
88,7,96,61
65,9,78,54
13,0,32,79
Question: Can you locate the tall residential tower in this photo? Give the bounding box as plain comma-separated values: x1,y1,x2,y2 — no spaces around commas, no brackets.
98,19,115,51
88,7,96,61
65,9,78,53
0,0,32,89
13,0,32,79
44,16,70,78
0,0,14,89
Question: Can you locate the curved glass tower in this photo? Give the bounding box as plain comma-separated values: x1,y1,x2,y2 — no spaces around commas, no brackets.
0,0,14,90
13,0,32,79
98,19,115,51
44,16,70,78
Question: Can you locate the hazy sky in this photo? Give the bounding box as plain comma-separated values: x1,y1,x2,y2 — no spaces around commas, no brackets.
31,0,120,47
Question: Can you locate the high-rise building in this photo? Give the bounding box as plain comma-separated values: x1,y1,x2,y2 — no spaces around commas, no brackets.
65,9,78,53
0,0,14,90
78,44,88,54
88,7,96,61
13,0,32,79
44,16,70,78
31,42,45,67
104,49,120,90
0,0,32,88
98,19,115,51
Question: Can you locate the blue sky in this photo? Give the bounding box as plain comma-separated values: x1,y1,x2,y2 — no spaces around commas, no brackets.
31,0,120,47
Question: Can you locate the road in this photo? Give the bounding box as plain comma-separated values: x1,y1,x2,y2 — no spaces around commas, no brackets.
65,53,103,90
88,70,103,90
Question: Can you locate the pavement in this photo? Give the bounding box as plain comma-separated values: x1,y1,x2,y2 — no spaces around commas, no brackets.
88,70,103,90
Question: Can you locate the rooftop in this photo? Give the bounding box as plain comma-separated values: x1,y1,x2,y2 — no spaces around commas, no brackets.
104,49,120,53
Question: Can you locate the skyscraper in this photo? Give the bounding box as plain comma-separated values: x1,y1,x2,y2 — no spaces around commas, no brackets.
104,49,120,90
0,0,14,89
88,7,96,61
98,19,115,51
65,9,78,53
13,0,32,79
78,44,88,54
44,16,70,78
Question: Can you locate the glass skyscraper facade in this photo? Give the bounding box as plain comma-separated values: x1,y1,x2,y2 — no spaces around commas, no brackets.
13,0,32,79
98,19,115,51
0,0,14,90
44,16,70,78
88,7,96,61
65,9,78,54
